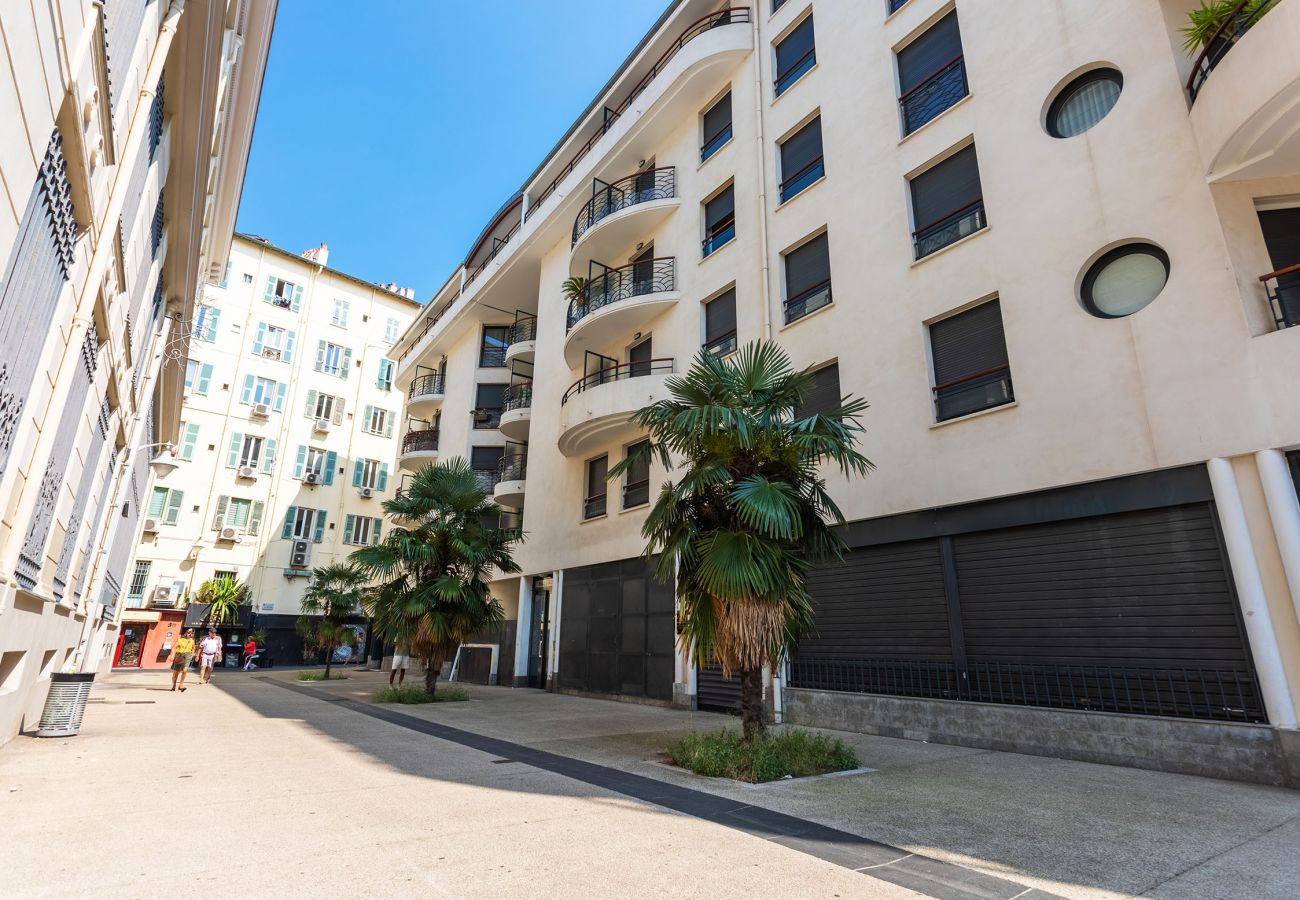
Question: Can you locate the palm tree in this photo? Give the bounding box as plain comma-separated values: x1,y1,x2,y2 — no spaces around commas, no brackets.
351,458,520,696
610,342,872,741
194,575,249,627
297,563,367,679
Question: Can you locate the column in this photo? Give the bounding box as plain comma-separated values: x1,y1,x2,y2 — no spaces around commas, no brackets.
512,574,532,687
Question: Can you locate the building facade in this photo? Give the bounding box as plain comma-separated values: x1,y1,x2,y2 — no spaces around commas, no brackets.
0,0,275,743
389,0,1300,786
114,234,419,668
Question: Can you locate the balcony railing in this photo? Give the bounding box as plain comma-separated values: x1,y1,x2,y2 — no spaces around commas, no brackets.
704,329,738,356
504,382,533,412
1261,263,1300,330
562,357,675,404
701,123,732,161
913,198,986,259
498,452,528,482
900,55,968,134
572,167,676,245
530,8,752,214
474,468,502,490
933,364,1013,422
567,257,676,331
401,428,439,455
1187,0,1277,103
409,373,445,400
702,215,736,257
779,156,824,203
784,279,832,325
507,314,537,346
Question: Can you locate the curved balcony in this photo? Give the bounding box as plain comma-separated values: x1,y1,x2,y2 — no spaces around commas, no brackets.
504,315,537,365
1187,0,1300,180
493,452,528,510
564,258,678,368
571,168,679,262
499,382,533,442
399,428,439,471
405,373,445,417
558,358,674,457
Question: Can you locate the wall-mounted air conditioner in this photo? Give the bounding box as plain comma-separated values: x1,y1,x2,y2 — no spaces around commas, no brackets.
314,418,331,432
290,539,311,568
152,585,174,607
219,526,239,541
238,465,257,479
143,518,159,533
304,471,319,485
360,487,373,498
251,402,270,418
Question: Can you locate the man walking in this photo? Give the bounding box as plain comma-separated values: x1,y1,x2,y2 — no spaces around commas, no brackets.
389,641,410,686
197,628,222,683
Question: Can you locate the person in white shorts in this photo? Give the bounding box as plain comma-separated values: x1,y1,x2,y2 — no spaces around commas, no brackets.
389,642,411,686
198,628,222,683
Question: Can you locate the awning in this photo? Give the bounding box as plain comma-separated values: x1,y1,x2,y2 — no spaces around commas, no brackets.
120,610,162,623
184,603,254,629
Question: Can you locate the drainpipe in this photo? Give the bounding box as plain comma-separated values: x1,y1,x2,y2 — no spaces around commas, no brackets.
1256,449,1300,631
1206,458,1298,728
751,11,774,340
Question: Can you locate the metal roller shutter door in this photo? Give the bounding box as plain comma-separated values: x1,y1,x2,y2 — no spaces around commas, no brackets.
696,660,741,713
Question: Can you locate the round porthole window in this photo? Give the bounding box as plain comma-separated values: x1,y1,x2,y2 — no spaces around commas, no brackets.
1080,243,1169,318
1046,68,1123,138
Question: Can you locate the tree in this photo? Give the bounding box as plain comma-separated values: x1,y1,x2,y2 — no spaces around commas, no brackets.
194,575,250,627
610,342,872,741
297,563,367,679
351,458,520,696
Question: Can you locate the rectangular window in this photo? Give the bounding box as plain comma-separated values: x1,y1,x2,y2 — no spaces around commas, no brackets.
474,383,506,429
775,15,816,96
361,459,383,489
779,116,824,203
1257,207,1300,329
910,144,985,259
584,455,608,519
269,277,297,309
251,377,277,406
365,406,389,435
384,317,401,343
227,497,253,529
310,392,340,422
292,507,318,540
184,359,213,395
255,323,291,361
929,299,1014,422
480,326,510,367
178,422,199,460
322,342,344,375
147,487,184,525
127,561,151,601
305,447,328,479
332,298,350,327
703,184,735,257
898,10,967,135
470,446,504,489
794,362,841,420
701,91,733,162
192,305,220,342
351,516,377,546
377,358,394,390
784,232,832,324
704,288,738,355
622,441,650,509
239,435,263,468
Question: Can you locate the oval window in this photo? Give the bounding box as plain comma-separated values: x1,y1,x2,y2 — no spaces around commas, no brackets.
1047,68,1123,138
1081,243,1169,318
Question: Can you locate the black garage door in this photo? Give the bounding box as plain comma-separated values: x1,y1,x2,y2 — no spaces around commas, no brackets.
559,556,675,701
791,502,1265,723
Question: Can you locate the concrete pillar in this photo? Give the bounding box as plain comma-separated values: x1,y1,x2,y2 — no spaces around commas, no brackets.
546,569,563,688
1207,458,1298,728
512,575,533,687
1256,449,1300,631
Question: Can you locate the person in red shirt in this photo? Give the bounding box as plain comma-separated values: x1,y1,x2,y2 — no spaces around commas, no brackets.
242,636,258,671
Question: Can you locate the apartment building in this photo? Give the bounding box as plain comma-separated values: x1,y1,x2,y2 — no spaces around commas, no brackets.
114,234,420,668
0,0,275,742
391,0,1300,786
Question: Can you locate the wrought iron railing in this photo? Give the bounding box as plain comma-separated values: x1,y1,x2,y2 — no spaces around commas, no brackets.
507,314,537,347
779,156,824,203
1260,263,1300,330
775,45,816,96
562,357,675,404
703,214,736,257
573,167,676,245
933,363,1013,421
784,279,832,324
567,257,676,331
409,373,445,400
498,452,528,482
900,56,968,134
1187,0,1277,102
473,405,504,429
474,468,501,490
401,428,439,455
701,122,733,161
504,382,533,412
913,198,986,259
787,656,1267,724
465,214,523,288
704,329,738,356
479,345,509,368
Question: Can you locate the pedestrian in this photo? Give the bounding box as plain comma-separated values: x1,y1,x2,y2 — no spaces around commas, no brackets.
170,629,195,692
242,634,258,671
197,628,222,683
389,641,410,686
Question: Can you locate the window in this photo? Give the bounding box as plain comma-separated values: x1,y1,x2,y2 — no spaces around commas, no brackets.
480,326,510,367
1080,244,1169,319
910,144,986,259
306,390,344,424
584,455,608,519
354,458,389,491
1258,207,1300,329
794,363,840,420
127,561,151,601
212,495,265,536
470,446,505,489
929,299,1014,422
264,276,299,310
241,375,284,409
282,506,326,543
784,232,832,323
384,317,401,343
701,91,733,162
293,446,336,484
178,422,199,460
474,383,506,429
332,298,350,327
315,340,352,378
345,515,383,546
898,11,967,135
225,432,276,473
252,323,294,362
1046,68,1122,138
704,288,738,355
184,360,212,395
623,441,650,509
147,487,184,525
888,0,910,12
703,184,736,257
242,273,253,284
377,358,394,390
775,15,816,96
192,305,220,342
779,117,824,203
363,405,393,437
238,435,263,468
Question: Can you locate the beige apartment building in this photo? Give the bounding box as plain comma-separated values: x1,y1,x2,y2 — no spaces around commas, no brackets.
389,0,1300,786
115,234,419,667
0,0,276,743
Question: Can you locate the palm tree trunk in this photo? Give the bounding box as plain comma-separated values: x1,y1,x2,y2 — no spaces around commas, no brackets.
424,657,438,696
324,650,332,680
739,667,765,742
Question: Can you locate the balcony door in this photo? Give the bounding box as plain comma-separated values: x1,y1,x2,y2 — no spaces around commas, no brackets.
631,244,655,295
629,336,652,378
1259,207,1300,327
585,350,617,386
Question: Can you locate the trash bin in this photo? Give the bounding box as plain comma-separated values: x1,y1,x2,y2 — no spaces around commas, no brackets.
37,672,95,737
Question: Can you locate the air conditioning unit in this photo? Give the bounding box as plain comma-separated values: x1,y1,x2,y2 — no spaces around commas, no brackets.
143,518,159,533
304,471,319,485
360,487,373,498
290,539,311,568
251,402,270,418
152,585,174,606
261,347,282,361
219,526,239,541
238,465,257,479
314,418,331,432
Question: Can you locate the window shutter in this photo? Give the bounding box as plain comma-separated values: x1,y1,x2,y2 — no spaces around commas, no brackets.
340,347,353,379
205,308,220,342
226,432,242,468
384,413,394,439
240,374,254,404
343,514,355,545
705,185,734,232
283,330,296,364
274,382,286,412
785,233,831,297
163,489,184,525
211,495,229,530
315,340,325,373
282,506,297,540
372,518,382,545
264,276,277,304
148,487,168,518
795,363,841,419
780,117,822,181
364,404,374,431
180,423,200,460
252,322,266,355
704,288,737,344
352,460,363,488
378,464,389,491
703,91,731,143
261,439,277,474
910,144,982,229
775,16,815,78
197,364,213,395
332,397,345,425
929,299,1009,385
324,451,337,485
304,389,317,418
248,501,264,536
293,445,306,479
292,284,303,312
313,512,327,543
897,11,962,94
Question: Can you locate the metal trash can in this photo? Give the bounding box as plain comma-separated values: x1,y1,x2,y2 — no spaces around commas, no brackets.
37,672,95,737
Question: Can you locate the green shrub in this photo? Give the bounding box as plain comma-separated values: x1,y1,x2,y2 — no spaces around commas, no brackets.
296,671,348,682
667,728,858,783
371,684,469,704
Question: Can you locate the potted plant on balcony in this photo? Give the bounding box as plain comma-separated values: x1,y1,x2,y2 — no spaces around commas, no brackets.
1180,0,1277,55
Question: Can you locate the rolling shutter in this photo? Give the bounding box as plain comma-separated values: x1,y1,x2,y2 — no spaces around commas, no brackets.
795,362,840,419
785,233,830,298
703,91,731,144
928,300,1008,386
705,185,734,233
780,118,822,182
775,16,815,80
704,288,736,346
910,145,982,229
897,11,962,94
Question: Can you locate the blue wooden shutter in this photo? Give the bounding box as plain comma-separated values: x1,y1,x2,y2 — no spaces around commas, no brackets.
163,490,184,525
283,330,296,364
261,439,277,474
324,451,338,485
282,506,297,539
211,496,229,530
148,487,168,518
292,284,303,312
204,307,220,341
383,412,394,439
252,322,266,355
352,460,363,487
264,275,277,304
377,463,389,491
292,445,306,479
197,363,213,394
313,511,327,543
274,381,286,411
240,375,254,404
248,501,265,536
372,518,382,544
340,347,353,379
226,432,242,468
304,388,317,418
343,514,355,545
364,404,374,432
314,340,325,372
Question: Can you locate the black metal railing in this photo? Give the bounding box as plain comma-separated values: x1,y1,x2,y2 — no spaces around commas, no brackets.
787,656,1267,724
474,468,501,490
409,373,445,399
1260,263,1300,330
401,428,439,455
1187,0,1277,102
507,314,537,346
465,214,523,288
504,382,533,412
583,489,607,519
701,123,733,161
567,257,676,331
779,156,824,203
573,167,676,245
473,406,504,429
775,46,816,96
703,215,736,257
913,198,986,259
704,329,738,356
900,56,968,134
498,452,528,482
784,279,832,324
562,357,675,404
934,364,1013,421
623,477,650,508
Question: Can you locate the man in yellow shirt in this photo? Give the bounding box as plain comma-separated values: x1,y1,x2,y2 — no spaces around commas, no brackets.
170,629,196,692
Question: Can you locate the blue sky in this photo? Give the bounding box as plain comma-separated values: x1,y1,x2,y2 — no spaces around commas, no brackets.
235,1,667,299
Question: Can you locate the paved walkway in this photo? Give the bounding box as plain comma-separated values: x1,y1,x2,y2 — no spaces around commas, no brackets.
3,671,1298,899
